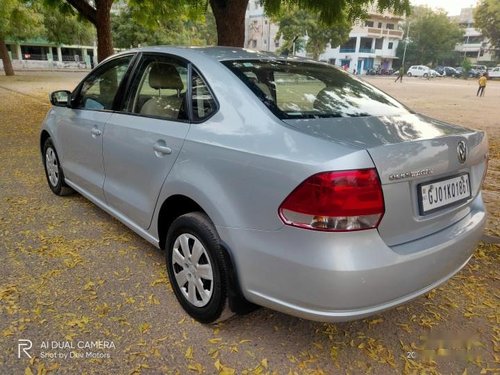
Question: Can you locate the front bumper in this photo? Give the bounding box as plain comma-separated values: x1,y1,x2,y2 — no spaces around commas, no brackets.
217,194,486,322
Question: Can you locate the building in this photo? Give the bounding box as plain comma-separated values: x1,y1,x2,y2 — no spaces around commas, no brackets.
2,38,97,70
451,8,495,63
244,2,403,74
319,5,404,73
245,0,282,52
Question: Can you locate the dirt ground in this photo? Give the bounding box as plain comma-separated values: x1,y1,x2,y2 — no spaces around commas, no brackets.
0,71,498,375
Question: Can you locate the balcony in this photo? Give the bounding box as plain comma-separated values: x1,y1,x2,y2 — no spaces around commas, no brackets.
359,48,375,54
366,27,404,39
339,48,356,53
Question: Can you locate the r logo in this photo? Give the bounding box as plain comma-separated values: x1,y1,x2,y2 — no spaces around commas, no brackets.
18,339,32,358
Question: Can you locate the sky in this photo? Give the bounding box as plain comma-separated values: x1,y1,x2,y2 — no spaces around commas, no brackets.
410,0,479,16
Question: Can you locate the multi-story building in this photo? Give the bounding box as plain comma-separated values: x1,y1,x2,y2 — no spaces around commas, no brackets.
244,2,403,73
244,0,282,52
451,7,495,63
319,5,404,73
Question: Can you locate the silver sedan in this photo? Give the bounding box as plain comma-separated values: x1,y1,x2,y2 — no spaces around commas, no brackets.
40,47,488,323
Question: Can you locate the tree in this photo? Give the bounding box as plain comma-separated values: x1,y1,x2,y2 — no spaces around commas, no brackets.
208,0,410,48
395,6,463,67
116,2,215,49
0,0,42,76
275,9,350,60
40,4,94,46
44,0,114,62
111,7,217,48
474,0,500,56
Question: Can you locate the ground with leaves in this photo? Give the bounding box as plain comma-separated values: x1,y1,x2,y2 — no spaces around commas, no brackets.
0,72,498,374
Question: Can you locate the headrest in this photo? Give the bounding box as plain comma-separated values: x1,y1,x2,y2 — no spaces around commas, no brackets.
149,63,184,90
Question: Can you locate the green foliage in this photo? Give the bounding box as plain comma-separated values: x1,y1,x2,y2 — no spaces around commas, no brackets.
275,8,350,60
474,0,500,54
38,4,94,45
461,57,472,77
112,6,216,49
0,0,43,40
263,0,410,25
396,6,463,67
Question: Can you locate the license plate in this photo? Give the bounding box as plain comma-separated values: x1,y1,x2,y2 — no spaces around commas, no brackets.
418,173,471,215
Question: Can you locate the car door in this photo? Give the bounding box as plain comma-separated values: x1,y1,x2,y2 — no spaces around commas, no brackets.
102,54,191,229
58,55,134,201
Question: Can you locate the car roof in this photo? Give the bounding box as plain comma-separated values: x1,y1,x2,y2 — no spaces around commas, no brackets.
120,46,301,63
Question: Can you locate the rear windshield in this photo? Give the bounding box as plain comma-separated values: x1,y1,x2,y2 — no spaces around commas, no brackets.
222,59,410,119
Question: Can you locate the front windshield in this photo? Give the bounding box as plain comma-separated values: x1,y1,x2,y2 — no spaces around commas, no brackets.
222,59,411,119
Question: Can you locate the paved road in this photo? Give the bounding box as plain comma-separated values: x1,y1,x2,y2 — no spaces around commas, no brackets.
0,73,498,374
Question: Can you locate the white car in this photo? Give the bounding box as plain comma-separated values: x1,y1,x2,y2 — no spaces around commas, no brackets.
429,69,440,78
407,65,432,78
488,67,500,79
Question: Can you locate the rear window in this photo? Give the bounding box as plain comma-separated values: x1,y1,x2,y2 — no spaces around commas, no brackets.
222,59,410,119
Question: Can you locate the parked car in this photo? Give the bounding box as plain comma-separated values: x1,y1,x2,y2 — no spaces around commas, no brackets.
429,69,441,77
468,68,481,78
471,64,488,74
487,66,500,79
406,65,432,77
455,67,481,78
41,47,488,324
436,66,458,77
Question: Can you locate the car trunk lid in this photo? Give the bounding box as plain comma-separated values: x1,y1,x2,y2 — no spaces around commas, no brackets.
283,114,488,246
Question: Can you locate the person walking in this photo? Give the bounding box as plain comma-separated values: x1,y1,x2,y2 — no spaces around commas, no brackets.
395,67,404,83
477,73,487,97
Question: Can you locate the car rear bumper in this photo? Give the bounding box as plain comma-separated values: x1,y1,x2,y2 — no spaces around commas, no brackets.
217,194,486,322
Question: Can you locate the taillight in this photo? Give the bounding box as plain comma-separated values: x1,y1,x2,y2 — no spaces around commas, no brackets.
278,169,385,231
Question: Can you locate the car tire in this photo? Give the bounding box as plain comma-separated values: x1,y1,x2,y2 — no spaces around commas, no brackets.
407,72,412,77
166,212,232,324
42,138,73,196
423,73,428,78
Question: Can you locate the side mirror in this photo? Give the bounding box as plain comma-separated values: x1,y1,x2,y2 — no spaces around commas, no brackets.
49,90,72,107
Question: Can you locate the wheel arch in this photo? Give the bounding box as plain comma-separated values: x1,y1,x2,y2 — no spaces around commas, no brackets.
157,194,257,315
40,130,51,153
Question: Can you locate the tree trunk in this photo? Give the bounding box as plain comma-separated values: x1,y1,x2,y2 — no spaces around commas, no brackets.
210,0,248,47
95,0,114,62
0,38,15,76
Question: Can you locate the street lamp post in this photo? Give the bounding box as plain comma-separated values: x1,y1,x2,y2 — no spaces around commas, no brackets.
401,21,410,72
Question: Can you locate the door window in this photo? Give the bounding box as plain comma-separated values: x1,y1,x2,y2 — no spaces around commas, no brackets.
191,70,217,121
127,56,188,121
77,55,133,110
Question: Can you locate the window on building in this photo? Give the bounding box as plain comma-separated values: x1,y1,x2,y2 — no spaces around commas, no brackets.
375,38,383,49
388,42,394,49
275,40,280,47
359,38,373,52
386,23,394,30
464,36,483,44
378,22,382,28
365,20,374,27
339,37,356,52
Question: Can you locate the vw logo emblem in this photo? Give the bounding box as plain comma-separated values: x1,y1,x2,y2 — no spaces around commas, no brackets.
457,141,467,163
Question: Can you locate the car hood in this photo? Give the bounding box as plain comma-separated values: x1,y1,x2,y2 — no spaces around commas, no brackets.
282,113,470,150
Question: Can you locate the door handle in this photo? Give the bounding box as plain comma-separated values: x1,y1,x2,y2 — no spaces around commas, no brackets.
91,127,102,137
153,142,172,155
